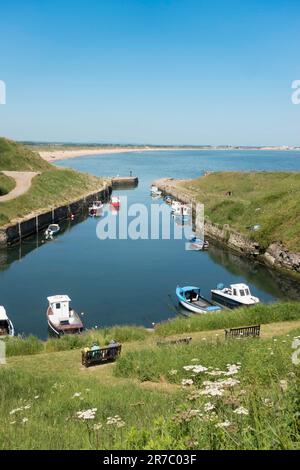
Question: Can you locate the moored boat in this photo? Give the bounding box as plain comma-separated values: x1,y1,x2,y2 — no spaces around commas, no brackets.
211,283,260,309
45,224,60,239
0,306,15,337
172,204,191,216
187,237,209,251
111,196,121,208
150,185,162,197
46,295,84,336
89,200,103,216
176,286,222,314
164,195,173,204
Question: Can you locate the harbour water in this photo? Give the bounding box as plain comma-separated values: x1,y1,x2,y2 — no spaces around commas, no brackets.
1,149,300,339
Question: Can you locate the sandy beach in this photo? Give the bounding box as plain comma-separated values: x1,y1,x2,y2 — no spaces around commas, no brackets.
38,147,159,162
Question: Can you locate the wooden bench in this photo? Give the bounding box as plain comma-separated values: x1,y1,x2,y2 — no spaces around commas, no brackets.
225,325,260,339
157,337,192,347
82,344,122,368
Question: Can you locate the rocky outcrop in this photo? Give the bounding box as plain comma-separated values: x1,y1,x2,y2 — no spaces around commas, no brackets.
264,242,300,273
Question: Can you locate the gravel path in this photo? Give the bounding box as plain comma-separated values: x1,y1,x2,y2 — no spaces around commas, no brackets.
0,171,39,202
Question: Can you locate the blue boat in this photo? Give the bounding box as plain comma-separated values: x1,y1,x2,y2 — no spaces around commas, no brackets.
176,286,222,314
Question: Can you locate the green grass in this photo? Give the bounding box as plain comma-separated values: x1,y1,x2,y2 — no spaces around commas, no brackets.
155,302,300,336
0,138,51,171
181,172,300,251
1,323,300,449
113,329,300,449
4,326,151,357
0,138,106,226
0,173,15,196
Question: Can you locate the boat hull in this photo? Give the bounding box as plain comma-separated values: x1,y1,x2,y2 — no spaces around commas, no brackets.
211,291,256,309
47,307,83,337
176,287,222,315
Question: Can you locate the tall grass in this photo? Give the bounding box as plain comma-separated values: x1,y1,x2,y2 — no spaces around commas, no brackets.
155,302,300,336
5,326,151,357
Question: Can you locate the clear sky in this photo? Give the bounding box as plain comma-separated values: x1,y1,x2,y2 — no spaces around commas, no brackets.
0,0,300,145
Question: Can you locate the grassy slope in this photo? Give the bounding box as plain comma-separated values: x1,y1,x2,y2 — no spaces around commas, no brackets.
1,316,300,449
180,172,300,251
0,173,15,196
0,138,105,226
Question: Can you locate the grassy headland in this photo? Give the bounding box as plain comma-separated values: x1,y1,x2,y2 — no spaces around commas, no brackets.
1,302,300,449
178,172,300,251
0,138,106,226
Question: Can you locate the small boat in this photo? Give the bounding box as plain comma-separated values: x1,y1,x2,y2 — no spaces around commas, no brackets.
47,295,84,336
0,306,15,337
164,195,173,205
150,186,162,197
171,200,181,211
211,283,260,309
89,201,103,216
176,286,222,314
172,205,191,217
111,196,121,208
188,237,209,251
45,224,60,239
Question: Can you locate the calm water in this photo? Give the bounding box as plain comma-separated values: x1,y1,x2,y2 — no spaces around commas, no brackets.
1,149,300,339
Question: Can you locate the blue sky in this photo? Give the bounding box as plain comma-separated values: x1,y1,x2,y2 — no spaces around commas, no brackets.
0,0,300,145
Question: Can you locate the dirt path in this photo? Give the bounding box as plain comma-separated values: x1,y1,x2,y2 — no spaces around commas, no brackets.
0,171,39,202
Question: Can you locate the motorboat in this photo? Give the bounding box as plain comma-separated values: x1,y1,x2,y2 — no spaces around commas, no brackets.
46,295,84,336
89,200,103,216
164,195,173,205
150,186,162,197
211,283,260,309
187,237,209,251
45,224,60,239
172,205,191,217
0,306,15,337
176,286,222,314
111,196,121,208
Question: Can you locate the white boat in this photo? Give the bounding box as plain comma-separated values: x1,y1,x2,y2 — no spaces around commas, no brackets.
46,295,84,336
172,204,191,217
176,286,222,314
111,196,121,208
0,306,15,337
89,200,103,216
171,200,181,211
211,283,260,309
187,237,209,251
45,224,60,239
150,185,162,197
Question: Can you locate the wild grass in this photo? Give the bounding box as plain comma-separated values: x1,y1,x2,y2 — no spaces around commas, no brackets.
4,326,151,357
0,138,51,171
155,302,300,336
181,172,300,251
0,173,15,196
0,366,181,450
1,326,299,449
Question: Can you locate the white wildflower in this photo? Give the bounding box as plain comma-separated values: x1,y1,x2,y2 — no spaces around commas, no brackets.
204,402,215,412
181,379,194,387
216,420,232,429
233,406,249,416
76,408,97,420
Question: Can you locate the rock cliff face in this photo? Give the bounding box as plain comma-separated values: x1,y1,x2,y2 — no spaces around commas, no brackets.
264,243,300,273
155,178,300,276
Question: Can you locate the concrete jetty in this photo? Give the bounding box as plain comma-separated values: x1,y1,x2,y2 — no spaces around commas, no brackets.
111,176,138,188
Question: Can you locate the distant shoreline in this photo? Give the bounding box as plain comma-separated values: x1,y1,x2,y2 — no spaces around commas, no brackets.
37,145,300,162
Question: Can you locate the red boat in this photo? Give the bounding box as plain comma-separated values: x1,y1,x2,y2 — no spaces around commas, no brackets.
111,196,120,208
